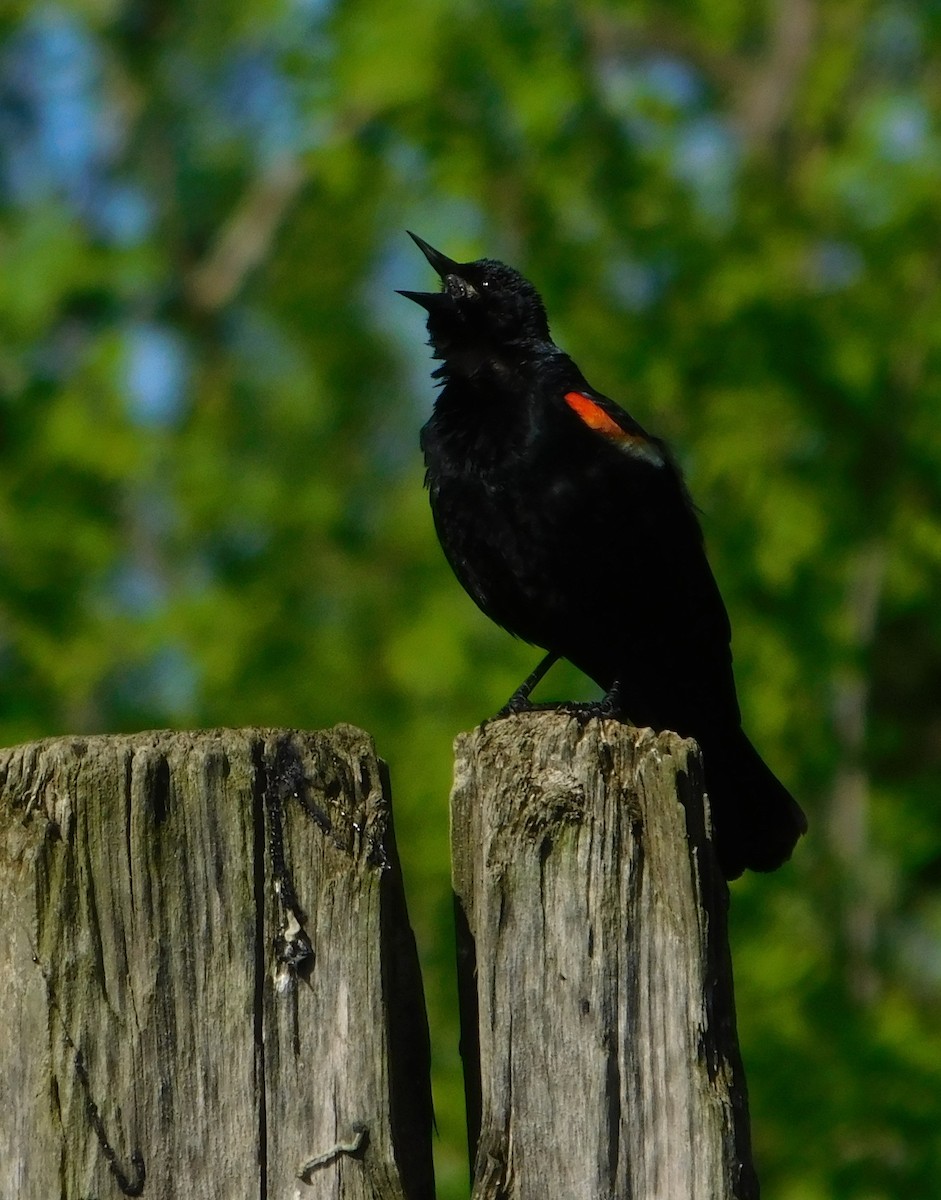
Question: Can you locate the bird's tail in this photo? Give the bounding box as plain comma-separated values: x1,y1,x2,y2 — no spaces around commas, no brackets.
699,728,807,880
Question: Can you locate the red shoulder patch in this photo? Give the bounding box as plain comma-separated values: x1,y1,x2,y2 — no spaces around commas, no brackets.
563,391,665,466
563,391,627,438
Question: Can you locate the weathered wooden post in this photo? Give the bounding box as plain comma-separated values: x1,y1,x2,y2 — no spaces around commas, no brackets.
0,726,433,1200
452,711,757,1199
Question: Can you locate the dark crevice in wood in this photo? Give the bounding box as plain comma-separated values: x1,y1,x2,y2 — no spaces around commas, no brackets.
263,736,314,984
73,1047,146,1197
35,952,146,1196
250,739,269,1200
123,751,135,911
454,893,482,1181
149,755,171,827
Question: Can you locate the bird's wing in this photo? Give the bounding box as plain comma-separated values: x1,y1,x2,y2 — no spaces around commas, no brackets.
561,384,738,726
561,388,669,468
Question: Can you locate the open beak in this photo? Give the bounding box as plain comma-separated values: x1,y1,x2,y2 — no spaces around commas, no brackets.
398,231,471,310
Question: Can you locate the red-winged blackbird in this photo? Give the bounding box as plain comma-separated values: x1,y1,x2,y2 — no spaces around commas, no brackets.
400,233,807,878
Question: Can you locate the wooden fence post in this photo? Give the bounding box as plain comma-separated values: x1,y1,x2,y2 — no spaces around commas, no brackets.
0,726,434,1200
451,711,758,1200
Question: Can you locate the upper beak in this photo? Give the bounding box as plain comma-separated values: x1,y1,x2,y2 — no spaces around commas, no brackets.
405,231,461,277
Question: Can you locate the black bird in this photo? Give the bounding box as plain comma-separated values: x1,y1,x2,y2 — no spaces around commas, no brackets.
400,233,807,878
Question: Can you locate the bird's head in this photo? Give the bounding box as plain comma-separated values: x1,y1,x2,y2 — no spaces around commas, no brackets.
399,233,551,373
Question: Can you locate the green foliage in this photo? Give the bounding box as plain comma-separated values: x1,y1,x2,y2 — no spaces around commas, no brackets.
2,2,941,1195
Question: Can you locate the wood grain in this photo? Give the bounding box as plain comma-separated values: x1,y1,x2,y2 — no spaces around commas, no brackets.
0,726,433,1200
451,711,757,1200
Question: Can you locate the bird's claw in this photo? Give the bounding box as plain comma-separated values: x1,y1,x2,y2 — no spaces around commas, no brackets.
496,695,533,718
496,651,562,718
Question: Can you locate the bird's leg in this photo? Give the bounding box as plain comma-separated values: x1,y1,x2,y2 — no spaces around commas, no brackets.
499,651,560,715
597,678,627,719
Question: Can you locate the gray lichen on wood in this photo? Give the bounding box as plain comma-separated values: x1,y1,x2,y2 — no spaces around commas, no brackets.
0,726,432,1200
451,711,757,1200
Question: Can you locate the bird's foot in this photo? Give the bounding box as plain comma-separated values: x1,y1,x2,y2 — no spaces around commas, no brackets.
494,666,633,726
497,651,560,717
496,693,533,718
558,681,633,725
495,698,566,719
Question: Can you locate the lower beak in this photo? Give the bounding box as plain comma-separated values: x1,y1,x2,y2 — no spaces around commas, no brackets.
396,289,454,312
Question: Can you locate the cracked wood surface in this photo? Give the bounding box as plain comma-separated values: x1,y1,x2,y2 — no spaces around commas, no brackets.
451,712,757,1200
0,726,433,1200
